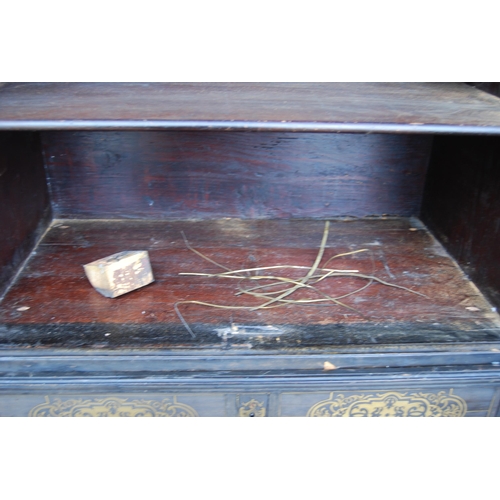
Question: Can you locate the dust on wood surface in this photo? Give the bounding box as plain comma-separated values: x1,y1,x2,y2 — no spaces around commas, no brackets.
1,218,498,341
3,83,500,131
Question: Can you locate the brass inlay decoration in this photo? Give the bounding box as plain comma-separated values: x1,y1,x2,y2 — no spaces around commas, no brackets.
306,390,467,417
29,396,199,417
238,398,266,417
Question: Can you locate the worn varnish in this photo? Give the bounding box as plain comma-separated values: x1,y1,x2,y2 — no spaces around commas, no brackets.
2,371,500,416
1,218,499,349
41,131,432,219
2,83,500,133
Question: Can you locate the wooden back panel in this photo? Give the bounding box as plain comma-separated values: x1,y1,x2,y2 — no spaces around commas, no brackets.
43,131,432,219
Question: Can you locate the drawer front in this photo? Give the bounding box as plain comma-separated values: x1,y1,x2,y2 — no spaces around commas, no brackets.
279,387,498,417
0,394,218,417
1,384,499,417
0,392,272,417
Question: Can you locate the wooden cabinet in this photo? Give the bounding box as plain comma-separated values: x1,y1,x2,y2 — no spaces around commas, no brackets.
1,83,500,416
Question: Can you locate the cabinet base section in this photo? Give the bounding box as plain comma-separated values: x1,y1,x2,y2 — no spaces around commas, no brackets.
2,369,500,417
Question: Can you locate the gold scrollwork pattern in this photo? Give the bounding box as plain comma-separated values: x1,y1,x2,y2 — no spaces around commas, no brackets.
307,390,467,417
238,398,266,417
29,396,199,417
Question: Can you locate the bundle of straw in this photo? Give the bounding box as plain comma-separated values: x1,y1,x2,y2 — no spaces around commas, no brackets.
175,221,425,337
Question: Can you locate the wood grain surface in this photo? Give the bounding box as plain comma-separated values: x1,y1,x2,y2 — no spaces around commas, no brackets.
1,218,499,349
422,135,500,310
2,83,500,133
0,132,51,296
42,131,432,219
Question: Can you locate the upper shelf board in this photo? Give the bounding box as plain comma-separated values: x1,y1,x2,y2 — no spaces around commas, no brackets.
1,82,500,133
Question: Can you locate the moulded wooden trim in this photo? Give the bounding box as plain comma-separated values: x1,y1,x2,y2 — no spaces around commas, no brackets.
2,120,500,135
2,82,500,133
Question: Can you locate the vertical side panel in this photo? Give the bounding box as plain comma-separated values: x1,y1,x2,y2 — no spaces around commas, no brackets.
467,83,500,99
0,132,51,295
422,135,500,309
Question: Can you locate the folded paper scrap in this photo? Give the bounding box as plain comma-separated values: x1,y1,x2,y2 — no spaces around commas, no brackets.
83,250,154,298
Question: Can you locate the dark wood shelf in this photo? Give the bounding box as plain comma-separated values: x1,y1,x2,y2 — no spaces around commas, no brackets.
2,83,500,133
1,217,499,352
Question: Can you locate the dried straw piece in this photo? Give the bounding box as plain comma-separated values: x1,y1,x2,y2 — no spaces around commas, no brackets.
175,221,427,337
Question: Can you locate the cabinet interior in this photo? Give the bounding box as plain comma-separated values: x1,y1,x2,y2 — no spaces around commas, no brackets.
1,126,500,351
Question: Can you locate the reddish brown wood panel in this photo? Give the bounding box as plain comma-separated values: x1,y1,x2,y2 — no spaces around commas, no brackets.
1,218,499,349
42,131,432,219
0,132,51,296
422,135,500,309
2,83,500,131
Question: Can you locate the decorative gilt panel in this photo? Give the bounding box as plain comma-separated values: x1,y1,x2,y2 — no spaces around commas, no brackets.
29,396,199,417
237,397,267,417
307,390,467,417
